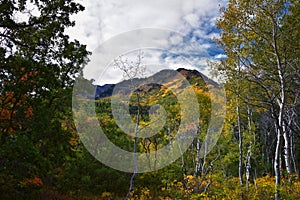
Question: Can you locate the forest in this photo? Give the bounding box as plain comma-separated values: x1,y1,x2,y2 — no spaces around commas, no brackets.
0,0,299,199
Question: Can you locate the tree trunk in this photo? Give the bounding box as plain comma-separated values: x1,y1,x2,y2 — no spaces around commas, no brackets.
273,19,286,200
287,106,299,177
125,94,140,200
245,147,251,192
282,122,292,174
201,139,208,176
195,123,201,175
274,129,282,200
195,137,201,175
246,105,252,191
237,102,243,185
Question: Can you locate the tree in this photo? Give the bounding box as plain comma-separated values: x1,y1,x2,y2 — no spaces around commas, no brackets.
0,0,89,197
215,0,299,199
113,51,145,199
0,0,89,140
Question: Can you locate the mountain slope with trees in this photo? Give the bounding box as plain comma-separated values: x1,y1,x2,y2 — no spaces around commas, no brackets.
0,0,299,199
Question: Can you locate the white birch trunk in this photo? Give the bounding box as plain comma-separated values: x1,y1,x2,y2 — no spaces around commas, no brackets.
195,137,201,175
273,19,286,200
245,147,251,192
237,102,243,185
282,122,292,174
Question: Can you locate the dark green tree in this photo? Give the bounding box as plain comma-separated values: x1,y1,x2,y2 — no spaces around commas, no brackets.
0,0,90,198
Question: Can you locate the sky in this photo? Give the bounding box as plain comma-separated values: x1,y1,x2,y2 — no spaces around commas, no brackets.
66,0,228,85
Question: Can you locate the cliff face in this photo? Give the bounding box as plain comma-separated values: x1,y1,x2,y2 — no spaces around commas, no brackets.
176,68,218,87
176,68,204,78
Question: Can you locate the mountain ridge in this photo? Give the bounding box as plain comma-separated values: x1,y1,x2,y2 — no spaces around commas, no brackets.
93,68,217,99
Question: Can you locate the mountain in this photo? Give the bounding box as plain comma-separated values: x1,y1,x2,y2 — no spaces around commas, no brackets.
92,68,217,99
176,68,218,87
93,84,115,99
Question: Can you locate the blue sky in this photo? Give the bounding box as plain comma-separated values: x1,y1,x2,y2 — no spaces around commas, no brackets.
66,0,227,85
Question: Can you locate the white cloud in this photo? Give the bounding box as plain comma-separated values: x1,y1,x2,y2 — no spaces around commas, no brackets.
214,54,227,59
169,35,183,45
66,0,227,84
184,13,200,28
